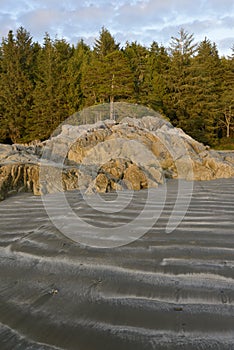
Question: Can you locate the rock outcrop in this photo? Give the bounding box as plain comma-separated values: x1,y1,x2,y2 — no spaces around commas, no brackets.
0,114,234,200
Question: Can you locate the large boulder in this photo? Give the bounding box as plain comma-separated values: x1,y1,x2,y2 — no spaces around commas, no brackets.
66,117,234,185
85,158,157,194
0,114,234,200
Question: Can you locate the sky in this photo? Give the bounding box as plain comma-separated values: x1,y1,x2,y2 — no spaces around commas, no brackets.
0,0,233,57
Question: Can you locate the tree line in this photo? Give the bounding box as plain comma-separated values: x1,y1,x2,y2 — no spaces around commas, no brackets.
0,26,233,147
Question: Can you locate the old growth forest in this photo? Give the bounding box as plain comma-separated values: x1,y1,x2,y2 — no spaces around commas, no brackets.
0,27,233,148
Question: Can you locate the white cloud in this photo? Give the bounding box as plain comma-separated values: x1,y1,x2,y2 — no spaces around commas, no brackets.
0,0,233,56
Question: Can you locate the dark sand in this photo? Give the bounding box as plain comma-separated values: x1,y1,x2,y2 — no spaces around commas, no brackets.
0,179,234,349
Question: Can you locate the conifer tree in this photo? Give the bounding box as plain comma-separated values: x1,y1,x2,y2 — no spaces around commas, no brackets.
148,42,170,112
164,29,198,136
30,35,72,140
67,40,91,115
0,27,35,143
102,51,135,117
82,28,123,114
189,39,223,144
81,50,134,117
93,27,120,57
0,25,232,147
219,47,234,138
124,41,150,104
169,28,197,58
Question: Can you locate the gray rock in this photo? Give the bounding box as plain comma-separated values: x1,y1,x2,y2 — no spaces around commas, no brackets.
0,114,234,200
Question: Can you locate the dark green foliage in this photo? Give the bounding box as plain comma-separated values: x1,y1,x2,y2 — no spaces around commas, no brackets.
29,35,73,140
188,39,223,144
67,40,91,115
0,28,35,143
82,28,133,114
148,43,170,112
219,47,234,138
81,50,135,110
164,32,223,145
0,26,233,148
163,29,198,130
124,41,150,104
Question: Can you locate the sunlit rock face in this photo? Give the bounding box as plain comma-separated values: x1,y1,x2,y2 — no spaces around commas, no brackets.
0,113,234,200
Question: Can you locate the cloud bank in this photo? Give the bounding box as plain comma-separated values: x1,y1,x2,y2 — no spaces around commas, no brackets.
0,0,233,56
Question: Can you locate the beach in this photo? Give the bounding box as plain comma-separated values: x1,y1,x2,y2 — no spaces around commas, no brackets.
0,178,234,349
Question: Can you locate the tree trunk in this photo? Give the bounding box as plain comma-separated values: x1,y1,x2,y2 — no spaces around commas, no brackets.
227,123,230,138
110,95,114,120
225,113,230,138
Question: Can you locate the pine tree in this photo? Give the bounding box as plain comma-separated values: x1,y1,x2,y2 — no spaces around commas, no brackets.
164,29,198,136
30,35,73,140
124,41,150,104
0,27,35,143
148,42,170,112
81,28,122,111
81,50,134,117
188,39,223,144
103,51,135,118
93,27,120,57
0,25,231,147
169,28,197,58
67,40,91,115
219,47,234,138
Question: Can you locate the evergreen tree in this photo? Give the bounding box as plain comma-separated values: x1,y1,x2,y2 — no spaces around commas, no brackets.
0,25,232,147
30,35,73,140
81,50,134,117
219,47,234,138
169,28,197,58
188,39,223,144
164,29,198,137
0,27,35,143
93,27,120,57
82,28,123,111
124,41,150,104
67,40,91,115
102,51,135,115
148,42,170,112
80,51,100,107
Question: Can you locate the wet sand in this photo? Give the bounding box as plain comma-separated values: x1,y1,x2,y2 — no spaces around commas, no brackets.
0,179,234,349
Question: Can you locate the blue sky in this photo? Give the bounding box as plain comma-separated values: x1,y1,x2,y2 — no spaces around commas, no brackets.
0,0,233,56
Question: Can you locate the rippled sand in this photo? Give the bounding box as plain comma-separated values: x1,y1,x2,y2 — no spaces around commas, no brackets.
0,179,234,350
